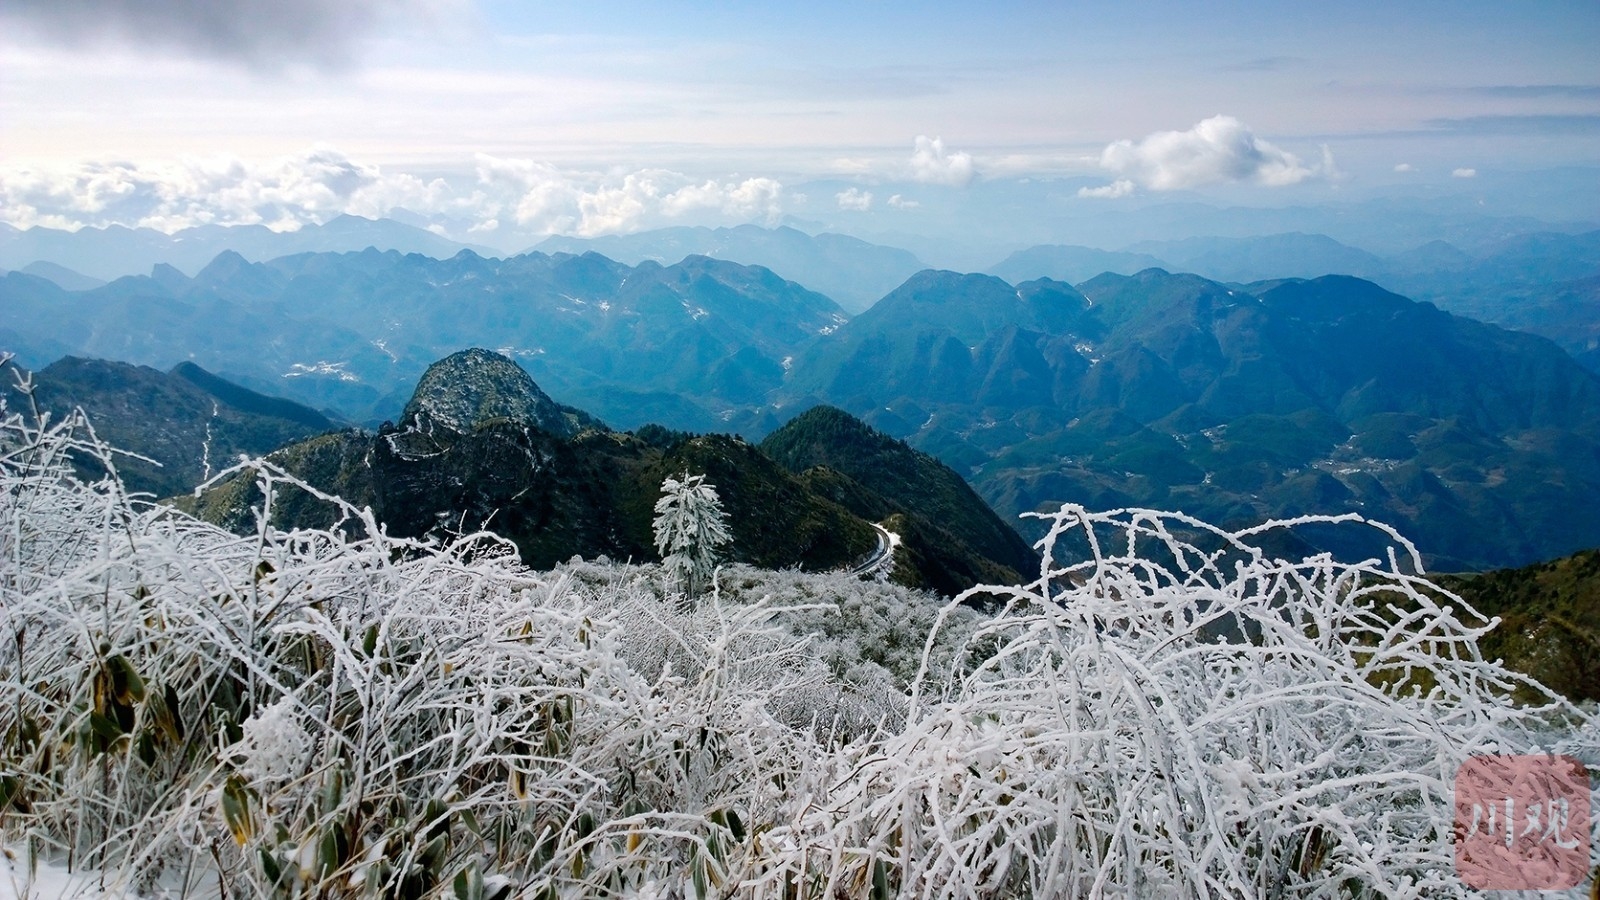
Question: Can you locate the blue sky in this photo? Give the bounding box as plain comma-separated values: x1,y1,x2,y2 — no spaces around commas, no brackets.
0,0,1595,241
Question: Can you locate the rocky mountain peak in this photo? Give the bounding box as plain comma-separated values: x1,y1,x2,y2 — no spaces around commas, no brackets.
400,348,574,437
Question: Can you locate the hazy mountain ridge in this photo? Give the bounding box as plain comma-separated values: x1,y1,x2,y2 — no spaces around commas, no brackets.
0,356,336,497
784,268,1600,571
7,242,1600,570
0,215,493,283
534,224,926,314
0,248,849,429
992,229,1600,371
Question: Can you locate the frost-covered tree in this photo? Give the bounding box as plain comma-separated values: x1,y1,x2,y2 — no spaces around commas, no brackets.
652,471,732,601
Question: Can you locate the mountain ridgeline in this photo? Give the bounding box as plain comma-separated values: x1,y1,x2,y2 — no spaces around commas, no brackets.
0,248,847,430
780,268,1600,571
5,233,1600,572
179,350,1033,595
989,230,1600,375
0,356,336,498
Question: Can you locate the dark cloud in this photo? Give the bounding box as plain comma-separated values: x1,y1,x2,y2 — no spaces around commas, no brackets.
0,0,433,68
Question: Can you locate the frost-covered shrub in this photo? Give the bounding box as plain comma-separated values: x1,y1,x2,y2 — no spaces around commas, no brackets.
1,397,1595,899
752,507,1597,898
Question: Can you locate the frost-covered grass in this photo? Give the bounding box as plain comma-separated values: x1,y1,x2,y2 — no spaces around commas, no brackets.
1,399,1596,898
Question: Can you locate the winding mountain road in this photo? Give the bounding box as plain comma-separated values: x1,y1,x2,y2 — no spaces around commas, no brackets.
849,523,898,578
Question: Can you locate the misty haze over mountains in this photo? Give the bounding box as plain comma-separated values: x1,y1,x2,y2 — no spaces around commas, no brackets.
5,204,1600,574
24,197,1570,578
7,205,1598,372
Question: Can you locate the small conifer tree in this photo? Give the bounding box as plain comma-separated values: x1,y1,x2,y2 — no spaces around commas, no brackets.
652,471,732,602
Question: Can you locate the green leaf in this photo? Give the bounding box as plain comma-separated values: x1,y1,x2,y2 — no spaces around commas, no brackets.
107,654,147,704
88,711,123,743
453,863,484,900
322,765,345,814
871,859,891,900
691,853,708,900
221,776,254,845
155,683,185,742
318,827,342,878
257,847,282,885
0,774,18,812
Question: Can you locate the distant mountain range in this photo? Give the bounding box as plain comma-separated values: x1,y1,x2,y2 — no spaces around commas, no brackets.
0,248,848,428
7,218,1598,373
1,219,924,316
989,230,1600,371
534,225,926,314
176,350,1032,594
0,215,491,282
780,268,1600,571
6,239,1600,571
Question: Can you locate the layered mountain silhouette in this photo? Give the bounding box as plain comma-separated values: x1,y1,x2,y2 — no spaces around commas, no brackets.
991,229,1600,372
782,268,1600,571
0,249,847,428
179,350,1033,594
0,356,336,497
6,245,1599,571
534,224,926,314
0,215,490,283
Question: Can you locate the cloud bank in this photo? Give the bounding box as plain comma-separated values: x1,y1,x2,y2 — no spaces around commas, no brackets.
1085,116,1326,195
1078,180,1135,199
0,148,787,241
0,0,437,68
835,188,874,211
908,136,975,186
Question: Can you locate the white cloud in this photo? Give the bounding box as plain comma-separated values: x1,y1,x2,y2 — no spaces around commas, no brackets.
0,149,790,239
1394,163,1415,173
1077,179,1135,199
908,136,974,186
1452,167,1478,178
0,146,459,233
887,194,918,209
1094,115,1324,191
662,177,784,221
835,187,874,211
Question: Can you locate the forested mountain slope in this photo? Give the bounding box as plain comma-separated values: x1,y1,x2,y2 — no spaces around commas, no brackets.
0,355,335,497
183,350,1029,593
783,269,1600,570
1,249,848,429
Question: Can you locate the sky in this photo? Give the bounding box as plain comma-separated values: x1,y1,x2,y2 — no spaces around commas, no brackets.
1,0,1596,246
